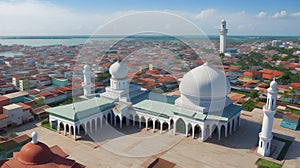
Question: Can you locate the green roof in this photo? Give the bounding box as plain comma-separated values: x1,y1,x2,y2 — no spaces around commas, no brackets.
133,99,242,122
132,99,176,119
206,104,243,121
46,97,115,122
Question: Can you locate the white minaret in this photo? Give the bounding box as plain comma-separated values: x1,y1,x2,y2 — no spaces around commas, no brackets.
219,19,228,54
82,64,92,96
257,78,278,156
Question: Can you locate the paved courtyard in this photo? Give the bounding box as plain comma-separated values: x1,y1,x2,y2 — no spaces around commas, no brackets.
7,108,300,168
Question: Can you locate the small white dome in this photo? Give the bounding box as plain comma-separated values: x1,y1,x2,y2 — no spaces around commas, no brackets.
270,79,277,90
221,19,226,23
109,61,128,79
84,64,90,71
179,63,230,99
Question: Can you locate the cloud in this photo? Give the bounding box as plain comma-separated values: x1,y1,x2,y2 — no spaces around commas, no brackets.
290,12,300,17
195,9,216,20
257,11,267,18
272,10,288,18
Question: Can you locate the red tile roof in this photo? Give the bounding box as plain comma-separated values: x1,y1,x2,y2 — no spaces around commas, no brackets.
16,103,32,111
0,114,9,120
291,83,300,90
243,70,261,77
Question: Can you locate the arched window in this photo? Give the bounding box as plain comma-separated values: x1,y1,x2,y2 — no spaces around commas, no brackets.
267,142,269,150
260,141,263,147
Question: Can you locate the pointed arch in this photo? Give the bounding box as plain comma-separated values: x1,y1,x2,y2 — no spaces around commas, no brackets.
175,118,186,134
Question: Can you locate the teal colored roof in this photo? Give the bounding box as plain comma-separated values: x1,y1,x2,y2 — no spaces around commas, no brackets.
206,104,243,121
132,99,176,119
280,118,298,130
46,97,115,122
133,99,243,122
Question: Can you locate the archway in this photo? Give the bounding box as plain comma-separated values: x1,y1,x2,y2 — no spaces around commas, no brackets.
129,114,134,126
140,116,146,128
97,117,101,129
65,124,70,135
59,122,64,133
147,118,153,130
70,125,74,135
211,124,218,139
92,119,96,132
155,120,160,132
175,118,186,134
194,124,201,139
134,114,139,127
107,113,111,125
115,115,121,127
86,121,91,133
221,125,226,138
170,119,174,130
80,124,85,135
187,123,192,137
122,116,127,127
162,122,169,131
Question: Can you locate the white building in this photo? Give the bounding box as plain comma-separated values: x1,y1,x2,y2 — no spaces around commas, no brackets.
47,61,243,141
219,19,228,54
257,79,278,156
82,65,92,97
3,104,23,126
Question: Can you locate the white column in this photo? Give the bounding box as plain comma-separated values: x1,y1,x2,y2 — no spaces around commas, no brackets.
139,119,142,128
225,125,228,137
63,124,66,136
168,122,171,133
84,123,87,135
57,122,60,133
185,124,189,137
146,119,148,130
192,125,195,139
73,126,76,140
173,120,176,136
100,117,102,129
160,122,163,134
153,120,155,132
133,117,135,127
201,126,206,141
120,117,122,129
77,125,80,135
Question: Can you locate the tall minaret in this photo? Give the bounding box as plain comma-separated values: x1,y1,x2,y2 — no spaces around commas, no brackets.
82,64,91,96
219,19,228,54
257,78,278,156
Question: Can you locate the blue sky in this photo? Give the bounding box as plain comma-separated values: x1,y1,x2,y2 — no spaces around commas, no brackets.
0,0,299,36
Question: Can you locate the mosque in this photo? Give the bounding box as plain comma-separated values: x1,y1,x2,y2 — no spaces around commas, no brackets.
46,59,243,142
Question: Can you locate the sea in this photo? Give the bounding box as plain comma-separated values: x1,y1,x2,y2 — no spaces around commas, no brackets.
0,35,299,47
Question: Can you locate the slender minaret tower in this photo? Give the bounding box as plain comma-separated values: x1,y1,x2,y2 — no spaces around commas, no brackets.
257,78,278,156
82,64,91,96
219,19,228,54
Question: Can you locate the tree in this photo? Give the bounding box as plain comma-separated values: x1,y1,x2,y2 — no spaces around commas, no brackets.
219,53,225,63
250,90,259,99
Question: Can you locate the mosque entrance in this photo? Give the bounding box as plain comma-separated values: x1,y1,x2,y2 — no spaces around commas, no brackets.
176,118,186,134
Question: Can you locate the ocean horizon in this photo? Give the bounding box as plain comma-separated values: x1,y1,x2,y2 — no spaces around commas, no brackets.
0,35,299,47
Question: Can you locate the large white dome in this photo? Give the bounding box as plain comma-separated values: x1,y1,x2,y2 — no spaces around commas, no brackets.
109,61,128,79
179,62,230,100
